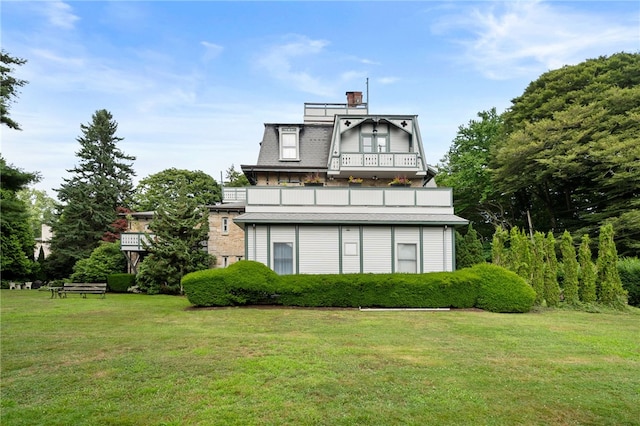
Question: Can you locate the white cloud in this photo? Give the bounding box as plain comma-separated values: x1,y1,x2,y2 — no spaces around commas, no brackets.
256,35,335,96
201,41,224,62
377,77,399,85
43,1,79,30
435,1,640,79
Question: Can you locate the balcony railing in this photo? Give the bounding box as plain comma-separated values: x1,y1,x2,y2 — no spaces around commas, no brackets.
121,233,155,252
330,153,418,170
223,187,247,203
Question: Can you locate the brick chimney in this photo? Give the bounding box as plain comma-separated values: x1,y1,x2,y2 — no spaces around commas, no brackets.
345,91,363,107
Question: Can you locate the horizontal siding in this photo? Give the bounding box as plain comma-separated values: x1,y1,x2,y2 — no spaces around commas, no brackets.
423,227,444,272
342,226,361,273
298,226,339,274
362,227,391,273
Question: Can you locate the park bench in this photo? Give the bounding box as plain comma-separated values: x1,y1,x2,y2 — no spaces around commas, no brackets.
57,283,107,299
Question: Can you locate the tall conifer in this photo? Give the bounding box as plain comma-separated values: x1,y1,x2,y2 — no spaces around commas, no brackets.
48,110,135,277
543,232,560,307
578,235,597,303
596,224,627,306
560,231,579,305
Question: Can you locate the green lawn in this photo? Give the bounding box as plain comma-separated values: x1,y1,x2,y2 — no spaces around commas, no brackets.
1,290,639,425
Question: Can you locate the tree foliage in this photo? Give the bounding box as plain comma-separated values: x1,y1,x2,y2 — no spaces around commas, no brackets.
0,156,40,279
455,225,485,269
531,231,546,306
16,188,56,238
225,164,250,187
578,234,597,303
70,241,127,283
596,223,627,306
437,108,504,236
136,183,213,294
1,50,27,130
543,232,560,307
560,230,579,305
48,110,135,278
133,168,221,212
493,52,640,255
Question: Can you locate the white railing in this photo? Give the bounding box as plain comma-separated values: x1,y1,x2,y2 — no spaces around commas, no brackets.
335,153,418,169
223,187,247,203
120,233,155,251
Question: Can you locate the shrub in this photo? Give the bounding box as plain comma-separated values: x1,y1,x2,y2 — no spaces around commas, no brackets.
618,257,640,307
182,261,279,307
107,273,136,293
472,264,536,313
70,241,126,283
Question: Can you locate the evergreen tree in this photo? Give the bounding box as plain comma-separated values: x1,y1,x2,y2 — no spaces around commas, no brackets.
491,226,509,267
596,224,628,306
0,156,39,279
136,182,212,294
225,164,250,187
543,232,560,307
531,231,546,305
456,224,485,269
48,110,135,278
578,234,597,303
509,227,532,282
1,50,28,130
560,230,579,305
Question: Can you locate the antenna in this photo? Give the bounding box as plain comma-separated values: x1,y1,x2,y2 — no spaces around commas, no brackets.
366,77,369,110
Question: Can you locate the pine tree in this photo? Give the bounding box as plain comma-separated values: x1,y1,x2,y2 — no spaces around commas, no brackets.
578,234,597,303
596,224,627,306
456,224,485,268
560,230,579,305
48,110,135,278
509,227,532,282
137,182,212,294
531,231,546,305
491,226,509,267
543,232,560,307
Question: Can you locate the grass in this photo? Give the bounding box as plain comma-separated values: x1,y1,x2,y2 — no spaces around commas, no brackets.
1,290,639,425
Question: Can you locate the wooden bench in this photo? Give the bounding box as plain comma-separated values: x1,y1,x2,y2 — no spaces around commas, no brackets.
58,283,107,299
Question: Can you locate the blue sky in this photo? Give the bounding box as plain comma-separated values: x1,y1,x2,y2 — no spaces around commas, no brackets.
2,1,639,195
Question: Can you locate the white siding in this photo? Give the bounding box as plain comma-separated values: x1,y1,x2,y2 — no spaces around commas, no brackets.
342,226,361,273
247,226,269,265
362,227,392,273
423,227,445,272
298,226,339,274
444,227,454,271
388,126,411,152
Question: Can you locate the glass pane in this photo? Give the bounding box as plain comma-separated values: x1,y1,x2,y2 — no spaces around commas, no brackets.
397,243,417,273
377,136,387,152
363,136,373,152
274,242,293,275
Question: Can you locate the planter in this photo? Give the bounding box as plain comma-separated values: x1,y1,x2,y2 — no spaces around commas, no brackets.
349,182,362,187
389,183,411,187
304,182,324,186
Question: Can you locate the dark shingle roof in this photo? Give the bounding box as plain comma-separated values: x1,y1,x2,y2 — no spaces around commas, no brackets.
247,123,333,170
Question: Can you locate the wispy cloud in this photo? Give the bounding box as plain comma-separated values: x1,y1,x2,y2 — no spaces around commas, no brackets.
201,41,224,62
256,35,334,96
377,77,399,85
434,1,640,79
43,1,79,30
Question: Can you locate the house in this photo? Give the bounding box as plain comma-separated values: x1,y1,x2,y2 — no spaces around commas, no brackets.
120,202,246,273
236,92,467,274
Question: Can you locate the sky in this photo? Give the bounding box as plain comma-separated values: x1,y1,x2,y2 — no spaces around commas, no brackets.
2,1,639,195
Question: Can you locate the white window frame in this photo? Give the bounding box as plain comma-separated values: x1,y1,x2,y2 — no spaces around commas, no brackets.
397,243,417,273
279,127,300,161
362,133,389,153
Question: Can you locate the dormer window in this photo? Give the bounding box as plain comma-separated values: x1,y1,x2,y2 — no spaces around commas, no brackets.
279,126,300,161
362,132,388,153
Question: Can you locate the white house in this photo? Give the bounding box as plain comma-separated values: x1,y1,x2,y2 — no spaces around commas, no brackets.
236,92,467,274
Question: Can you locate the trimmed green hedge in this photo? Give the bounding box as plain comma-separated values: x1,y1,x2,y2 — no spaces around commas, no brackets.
182,262,535,313
618,257,640,307
107,273,136,293
182,261,279,307
472,264,536,313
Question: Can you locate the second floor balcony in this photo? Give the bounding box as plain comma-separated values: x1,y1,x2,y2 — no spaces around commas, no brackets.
328,152,424,177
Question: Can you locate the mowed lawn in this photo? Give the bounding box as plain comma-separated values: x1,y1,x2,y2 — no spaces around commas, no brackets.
1,290,639,426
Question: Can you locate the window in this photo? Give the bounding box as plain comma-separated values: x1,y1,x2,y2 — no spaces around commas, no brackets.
222,217,229,235
279,127,300,160
344,242,358,256
274,242,293,275
222,256,229,267
397,243,417,273
362,133,388,153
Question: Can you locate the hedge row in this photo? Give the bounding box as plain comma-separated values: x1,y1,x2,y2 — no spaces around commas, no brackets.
182,261,535,313
618,257,640,307
107,273,136,293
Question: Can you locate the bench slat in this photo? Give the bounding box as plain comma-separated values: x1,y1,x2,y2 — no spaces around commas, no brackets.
59,283,107,299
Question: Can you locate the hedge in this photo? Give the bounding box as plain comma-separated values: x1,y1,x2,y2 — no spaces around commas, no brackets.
618,257,640,307
182,262,535,313
107,273,136,293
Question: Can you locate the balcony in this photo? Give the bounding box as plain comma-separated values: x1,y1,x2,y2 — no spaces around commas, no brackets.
304,102,368,123
121,232,155,252
328,152,422,176
222,187,247,203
